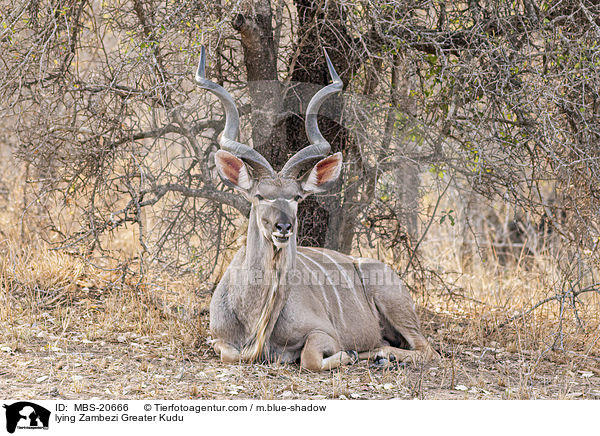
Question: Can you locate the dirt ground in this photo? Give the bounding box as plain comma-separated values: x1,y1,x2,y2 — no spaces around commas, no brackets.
2,291,599,401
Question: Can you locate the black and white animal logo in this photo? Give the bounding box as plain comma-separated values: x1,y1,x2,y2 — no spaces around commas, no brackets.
3,402,50,434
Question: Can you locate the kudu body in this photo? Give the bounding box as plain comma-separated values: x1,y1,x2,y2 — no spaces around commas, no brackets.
197,47,438,371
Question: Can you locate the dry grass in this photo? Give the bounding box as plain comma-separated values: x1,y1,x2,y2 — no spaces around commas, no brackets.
1,162,600,400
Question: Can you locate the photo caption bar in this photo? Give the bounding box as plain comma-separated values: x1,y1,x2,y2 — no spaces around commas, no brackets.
0,400,330,435
1,400,597,435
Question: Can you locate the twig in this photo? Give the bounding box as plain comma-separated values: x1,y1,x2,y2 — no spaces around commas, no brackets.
495,283,600,330
402,177,453,278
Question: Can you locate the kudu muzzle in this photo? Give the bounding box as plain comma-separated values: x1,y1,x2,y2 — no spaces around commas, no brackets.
256,198,298,247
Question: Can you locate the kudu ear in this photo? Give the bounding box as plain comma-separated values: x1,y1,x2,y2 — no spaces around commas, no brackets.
301,152,343,194
215,150,253,191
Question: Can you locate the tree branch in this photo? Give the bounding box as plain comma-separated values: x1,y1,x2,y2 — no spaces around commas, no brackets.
143,183,250,217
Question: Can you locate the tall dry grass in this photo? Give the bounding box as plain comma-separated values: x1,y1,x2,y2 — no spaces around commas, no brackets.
0,160,206,363
414,194,600,361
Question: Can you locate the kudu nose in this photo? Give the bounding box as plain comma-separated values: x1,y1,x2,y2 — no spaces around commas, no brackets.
275,222,292,235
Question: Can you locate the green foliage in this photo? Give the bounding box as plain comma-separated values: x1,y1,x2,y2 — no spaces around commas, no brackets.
439,209,455,226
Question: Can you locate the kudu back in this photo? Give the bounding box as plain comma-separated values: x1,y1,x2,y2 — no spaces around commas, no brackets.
197,47,439,371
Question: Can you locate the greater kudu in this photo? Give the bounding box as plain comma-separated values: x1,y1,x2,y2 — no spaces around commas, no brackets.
197,47,439,371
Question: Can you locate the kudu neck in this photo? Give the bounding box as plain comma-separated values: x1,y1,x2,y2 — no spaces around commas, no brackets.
240,205,296,362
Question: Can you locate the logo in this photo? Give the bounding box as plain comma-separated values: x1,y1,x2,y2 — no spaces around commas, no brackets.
3,402,50,434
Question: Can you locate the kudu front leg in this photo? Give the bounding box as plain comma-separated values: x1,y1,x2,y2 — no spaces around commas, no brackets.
359,344,440,365
213,339,242,363
300,332,358,372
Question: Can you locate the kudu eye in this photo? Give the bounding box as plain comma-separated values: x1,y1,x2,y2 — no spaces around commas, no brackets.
256,194,264,201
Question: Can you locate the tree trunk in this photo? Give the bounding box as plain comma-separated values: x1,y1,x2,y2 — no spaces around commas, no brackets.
286,0,355,251
233,1,287,165
234,0,358,252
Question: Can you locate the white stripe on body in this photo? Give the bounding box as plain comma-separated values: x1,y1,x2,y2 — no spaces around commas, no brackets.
296,255,331,310
304,247,369,313
298,251,345,328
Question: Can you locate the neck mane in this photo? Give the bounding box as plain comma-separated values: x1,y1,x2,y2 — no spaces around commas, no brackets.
240,207,296,361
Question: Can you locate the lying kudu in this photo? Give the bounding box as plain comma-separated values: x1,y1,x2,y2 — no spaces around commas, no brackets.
197,47,439,371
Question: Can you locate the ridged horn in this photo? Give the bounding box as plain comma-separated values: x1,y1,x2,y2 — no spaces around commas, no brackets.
195,46,275,177
280,49,343,178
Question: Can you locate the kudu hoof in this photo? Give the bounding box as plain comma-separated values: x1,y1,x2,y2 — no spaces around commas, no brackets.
345,350,359,364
